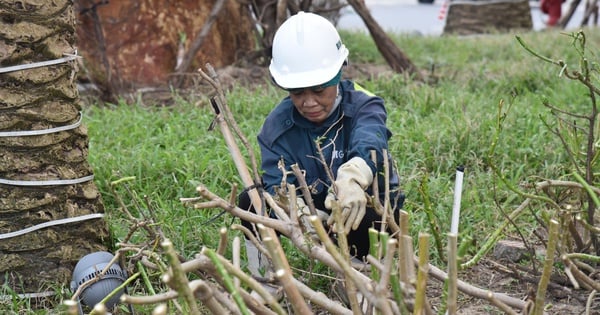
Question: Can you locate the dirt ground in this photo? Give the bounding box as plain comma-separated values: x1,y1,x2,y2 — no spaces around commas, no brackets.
105,63,400,106
450,258,598,314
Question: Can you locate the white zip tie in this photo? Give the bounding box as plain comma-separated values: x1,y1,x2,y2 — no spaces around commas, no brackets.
0,52,80,74
0,174,94,186
0,111,83,137
0,213,105,240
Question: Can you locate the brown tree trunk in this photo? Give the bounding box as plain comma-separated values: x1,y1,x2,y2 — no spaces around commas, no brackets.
246,0,347,65
346,0,422,80
75,0,255,98
0,0,109,295
443,0,533,35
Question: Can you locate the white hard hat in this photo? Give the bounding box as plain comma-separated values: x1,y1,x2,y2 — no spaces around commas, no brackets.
269,12,349,89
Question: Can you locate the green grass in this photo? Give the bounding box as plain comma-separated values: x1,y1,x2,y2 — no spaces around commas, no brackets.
86,28,600,252
80,28,599,311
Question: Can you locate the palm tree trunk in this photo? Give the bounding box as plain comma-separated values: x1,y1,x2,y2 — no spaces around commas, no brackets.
0,0,109,294
443,0,533,35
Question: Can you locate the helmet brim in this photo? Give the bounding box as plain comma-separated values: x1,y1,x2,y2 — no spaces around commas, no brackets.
269,46,348,89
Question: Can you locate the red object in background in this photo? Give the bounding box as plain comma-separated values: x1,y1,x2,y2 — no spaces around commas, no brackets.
541,0,562,26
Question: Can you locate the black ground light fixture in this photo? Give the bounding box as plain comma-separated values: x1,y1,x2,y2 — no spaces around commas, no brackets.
70,251,129,313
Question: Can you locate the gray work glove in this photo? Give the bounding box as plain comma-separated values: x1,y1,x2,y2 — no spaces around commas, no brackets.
325,157,374,234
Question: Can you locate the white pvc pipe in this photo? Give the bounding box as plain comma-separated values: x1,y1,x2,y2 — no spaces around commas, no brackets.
450,166,465,235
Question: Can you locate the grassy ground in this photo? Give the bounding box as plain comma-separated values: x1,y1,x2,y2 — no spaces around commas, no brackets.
79,28,599,312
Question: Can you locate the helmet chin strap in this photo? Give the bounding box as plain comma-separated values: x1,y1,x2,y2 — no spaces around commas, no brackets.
326,84,342,119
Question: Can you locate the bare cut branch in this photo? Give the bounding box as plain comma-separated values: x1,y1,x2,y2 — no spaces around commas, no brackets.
291,164,318,216
125,280,239,314
543,101,590,120
197,66,265,233
260,225,312,314
200,65,263,189
536,179,600,195
161,239,200,314
170,59,571,315
195,185,290,235
562,256,600,291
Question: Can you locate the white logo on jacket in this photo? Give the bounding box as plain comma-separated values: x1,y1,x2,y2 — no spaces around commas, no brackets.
332,149,345,159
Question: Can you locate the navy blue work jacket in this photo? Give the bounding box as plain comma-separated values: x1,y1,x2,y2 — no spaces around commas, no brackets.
258,80,399,207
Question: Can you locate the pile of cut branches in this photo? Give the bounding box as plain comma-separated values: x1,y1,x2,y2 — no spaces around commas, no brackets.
65,32,600,313
63,65,524,315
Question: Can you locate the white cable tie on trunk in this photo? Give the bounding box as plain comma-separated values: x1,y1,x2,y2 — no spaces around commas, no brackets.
0,213,105,240
0,52,80,74
0,111,83,137
0,174,94,186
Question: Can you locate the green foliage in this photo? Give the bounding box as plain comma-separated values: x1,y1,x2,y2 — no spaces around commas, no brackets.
0,280,66,314
83,29,600,294
86,99,239,255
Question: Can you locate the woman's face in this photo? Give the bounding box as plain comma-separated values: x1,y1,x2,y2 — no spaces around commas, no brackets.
289,85,338,125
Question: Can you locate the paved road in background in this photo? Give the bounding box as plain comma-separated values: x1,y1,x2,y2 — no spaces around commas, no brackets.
337,0,587,35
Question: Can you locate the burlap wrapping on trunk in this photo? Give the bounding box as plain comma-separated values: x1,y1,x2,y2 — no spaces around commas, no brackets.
0,0,109,294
